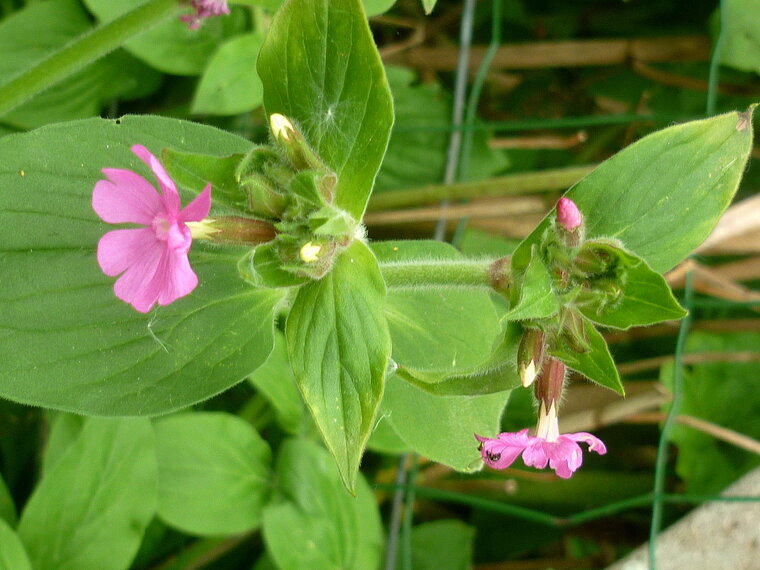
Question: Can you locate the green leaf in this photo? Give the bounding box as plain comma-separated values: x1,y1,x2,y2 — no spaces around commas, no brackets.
257,0,394,219
395,520,474,570
550,318,623,395
421,0,437,14
262,439,383,570
720,0,760,74
248,331,309,434
83,0,245,75
18,418,156,570
363,0,397,16
192,32,265,115
286,241,390,491
367,417,411,454
513,109,755,273
0,0,159,129
43,413,85,475
504,249,559,321
381,374,509,471
162,149,249,212
0,519,31,570
578,241,686,329
405,322,522,396
662,331,760,494
374,240,502,375
0,116,283,415
0,475,15,527
155,412,272,536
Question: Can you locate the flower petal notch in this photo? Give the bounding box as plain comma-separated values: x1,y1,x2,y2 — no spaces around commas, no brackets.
93,144,211,313
180,0,230,30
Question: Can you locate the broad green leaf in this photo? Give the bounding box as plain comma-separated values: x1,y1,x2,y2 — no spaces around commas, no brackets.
367,417,411,454
0,0,159,129
662,332,760,494
43,412,85,474
258,0,394,219
0,475,14,527
375,67,506,193
18,418,156,570
248,332,311,435
192,32,265,115
578,241,686,329
513,109,755,273
405,322,522,396
0,519,31,570
262,439,383,570
381,374,509,471
504,250,559,321
83,0,245,75
155,412,272,536
162,149,248,212
0,116,283,415
363,0,397,16
374,240,502,375
286,241,390,491
244,243,311,288
720,0,760,74
394,520,474,570
550,318,623,395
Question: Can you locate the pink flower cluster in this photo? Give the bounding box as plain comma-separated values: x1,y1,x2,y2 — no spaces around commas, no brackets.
180,0,230,29
92,145,210,313
475,428,606,479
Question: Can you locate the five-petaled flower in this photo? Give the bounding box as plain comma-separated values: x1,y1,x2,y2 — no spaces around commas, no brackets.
92,144,211,313
180,0,230,29
475,357,606,478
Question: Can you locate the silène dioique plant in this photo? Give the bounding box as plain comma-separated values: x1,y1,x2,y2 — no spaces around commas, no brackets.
0,0,756,496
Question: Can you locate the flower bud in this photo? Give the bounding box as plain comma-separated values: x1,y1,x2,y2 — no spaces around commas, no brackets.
517,328,546,388
186,216,277,246
556,197,584,247
268,113,329,172
534,357,566,412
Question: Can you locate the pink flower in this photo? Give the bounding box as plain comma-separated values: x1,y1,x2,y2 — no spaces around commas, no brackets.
92,144,211,313
556,197,582,231
474,398,606,479
180,0,230,29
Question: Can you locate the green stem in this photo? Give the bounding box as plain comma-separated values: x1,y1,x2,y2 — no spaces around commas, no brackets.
379,258,505,290
0,0,181,118
366,165,595,212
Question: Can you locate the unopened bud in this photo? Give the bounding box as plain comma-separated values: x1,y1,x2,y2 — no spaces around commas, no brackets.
534,357,566,411
187,216,277,246
269,113,295,142
299,241,322,263
557,197,582,231
268,113,330,173
517,328,546,388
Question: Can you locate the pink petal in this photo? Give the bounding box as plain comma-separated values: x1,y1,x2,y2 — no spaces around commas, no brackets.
549,438,584,478
475,430,531,470
522,439,551,469
93,169,164,225
112,240,166,313
97,228,161,277
563,432,607,455
157,250,199,306
131,144,180,214
180,184,212,223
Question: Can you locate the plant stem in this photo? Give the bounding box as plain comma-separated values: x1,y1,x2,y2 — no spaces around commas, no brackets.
379,257,507,291
366,165,595,212
0,0,181,118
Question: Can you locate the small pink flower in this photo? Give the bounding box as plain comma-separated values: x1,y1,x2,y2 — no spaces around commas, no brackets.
92,144,211,313
474,400,606,479
556,197,582,231
180,0,230,29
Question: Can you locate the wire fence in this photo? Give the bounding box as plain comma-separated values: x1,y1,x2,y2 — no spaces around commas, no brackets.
380,0,760,568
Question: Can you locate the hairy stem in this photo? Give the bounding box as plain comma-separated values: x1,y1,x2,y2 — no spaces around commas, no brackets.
0,0,181,118
379,257,510,292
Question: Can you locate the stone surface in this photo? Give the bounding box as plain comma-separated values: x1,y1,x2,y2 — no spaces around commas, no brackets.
607,467,760,570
